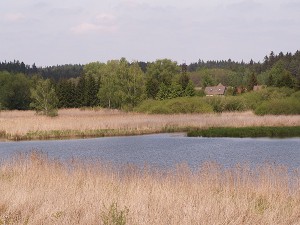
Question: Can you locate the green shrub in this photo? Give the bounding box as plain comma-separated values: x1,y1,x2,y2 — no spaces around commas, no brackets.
203,97,224,112
291,91,300,98
135,97,213,114
223,97,246,112
203,96,246,112
255,98,300,115
101,202,129,225
241,87,296,110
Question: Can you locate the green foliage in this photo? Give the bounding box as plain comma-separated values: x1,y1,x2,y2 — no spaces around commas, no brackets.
83,61,106,81
188,126,300,138
184,80,196,97
203,96,246,112
203,97,224,112
101,202,129,225
135,97,214,114
156,82,183,100
178,72,190,90
276,70,296,88
222,97,246,111
0,71,31,110
189,68,240,87
255,98,300,115
291,91,300,98
254,196,270,214
98,59,146,109
248,73,258,90
30,79,59,116
146,59,180,98
241,87,296,110
56,79,79,108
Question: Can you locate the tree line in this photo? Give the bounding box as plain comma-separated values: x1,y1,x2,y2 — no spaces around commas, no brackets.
0,51,299,115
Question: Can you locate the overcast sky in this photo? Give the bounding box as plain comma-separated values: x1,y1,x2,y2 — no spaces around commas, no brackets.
0,0,299,66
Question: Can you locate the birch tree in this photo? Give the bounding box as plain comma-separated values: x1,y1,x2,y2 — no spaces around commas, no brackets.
30,79,58,116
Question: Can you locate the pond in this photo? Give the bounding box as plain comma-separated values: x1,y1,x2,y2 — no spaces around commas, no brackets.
0,133,300,170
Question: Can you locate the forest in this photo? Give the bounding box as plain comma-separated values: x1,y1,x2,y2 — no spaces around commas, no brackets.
0,51,299,116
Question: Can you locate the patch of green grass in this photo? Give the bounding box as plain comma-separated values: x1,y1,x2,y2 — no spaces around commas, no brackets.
187,126,300,138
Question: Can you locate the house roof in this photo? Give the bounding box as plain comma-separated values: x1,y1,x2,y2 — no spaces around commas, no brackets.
204,83,226,95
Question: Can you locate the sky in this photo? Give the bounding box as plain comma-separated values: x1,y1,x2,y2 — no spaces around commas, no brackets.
0,0,299,66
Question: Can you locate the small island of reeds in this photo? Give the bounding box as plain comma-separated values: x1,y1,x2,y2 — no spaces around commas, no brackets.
187,126,300,138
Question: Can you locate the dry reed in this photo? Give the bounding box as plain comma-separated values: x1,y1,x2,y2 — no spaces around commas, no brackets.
1,109,300,140
0,152,299,224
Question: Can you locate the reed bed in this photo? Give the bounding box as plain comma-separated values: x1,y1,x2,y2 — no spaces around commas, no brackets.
188,126,300,138
1,109,300,140
0,152,300,224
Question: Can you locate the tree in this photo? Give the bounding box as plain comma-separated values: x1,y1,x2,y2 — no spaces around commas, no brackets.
56,79,78,108
248,73,258,90
146,59,180,98
184,80,196,97
201,73,215,88
0,71,31,110
277,70,295,88
86,75,99,107
30,79,58,116
98,59,145,109
266,74,274,86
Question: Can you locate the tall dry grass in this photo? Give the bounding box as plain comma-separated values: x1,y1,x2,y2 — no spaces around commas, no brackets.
0,152,300,224
0,109,300,139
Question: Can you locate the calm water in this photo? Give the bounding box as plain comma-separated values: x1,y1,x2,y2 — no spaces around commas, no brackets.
0,133,300,170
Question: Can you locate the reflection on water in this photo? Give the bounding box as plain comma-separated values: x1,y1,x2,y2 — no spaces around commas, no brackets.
0,134,299,170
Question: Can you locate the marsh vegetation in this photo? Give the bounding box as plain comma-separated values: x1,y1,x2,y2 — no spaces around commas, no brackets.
0,152,299,224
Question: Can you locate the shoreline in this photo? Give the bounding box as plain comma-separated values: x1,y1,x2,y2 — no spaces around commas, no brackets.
1,126,300,142
1,109,300,141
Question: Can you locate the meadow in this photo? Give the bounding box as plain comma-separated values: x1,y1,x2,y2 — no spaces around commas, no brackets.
0,152,300,224
1,109,300,140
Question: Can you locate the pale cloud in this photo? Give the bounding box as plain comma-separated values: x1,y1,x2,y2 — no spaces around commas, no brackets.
94,13,117,25
70,22,117,34
3,13,26,22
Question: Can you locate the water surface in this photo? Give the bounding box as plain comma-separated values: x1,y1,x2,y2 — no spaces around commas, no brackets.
0,134,299,170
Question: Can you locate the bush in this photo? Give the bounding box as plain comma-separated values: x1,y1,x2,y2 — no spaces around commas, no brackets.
241,87,296,110
291,91,300,98
135,97,214,114
223,97,246,112
204,96,246,112
255,98,300,115
101,202,129,225
203,97,224,112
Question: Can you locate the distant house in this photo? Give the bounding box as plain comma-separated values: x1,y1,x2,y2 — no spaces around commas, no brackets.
204,83,226,96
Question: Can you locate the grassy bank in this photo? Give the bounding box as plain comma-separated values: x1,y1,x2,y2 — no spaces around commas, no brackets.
0,152,300,224
1,109,300,141
0,127,188,141
188,126,300,138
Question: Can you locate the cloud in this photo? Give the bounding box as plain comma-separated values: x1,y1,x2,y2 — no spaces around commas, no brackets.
33,1,49,9
3,13,26,22
70,12,118,34
94,13,117,25
226,0,262,13
70,22,117,34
